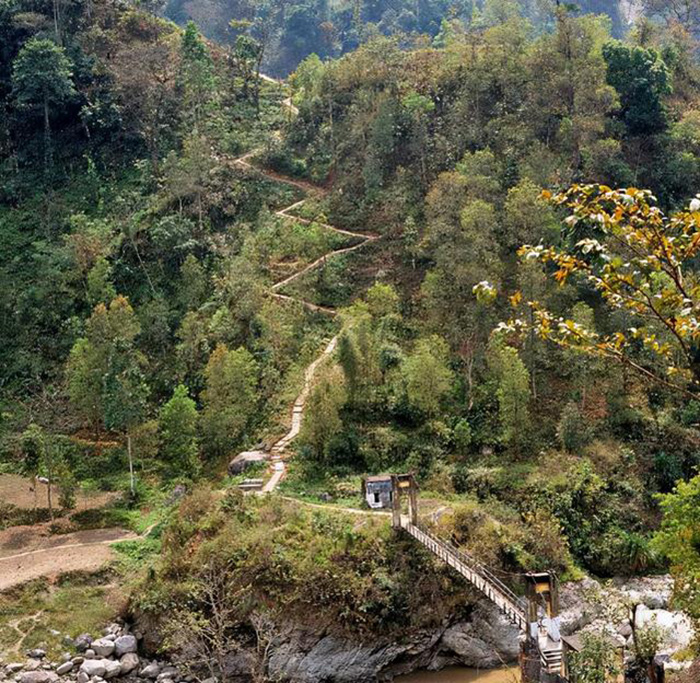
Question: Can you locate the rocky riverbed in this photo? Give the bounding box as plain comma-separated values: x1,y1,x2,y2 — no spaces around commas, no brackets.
559,574,694,664
0,576,693,683
0,623,190,683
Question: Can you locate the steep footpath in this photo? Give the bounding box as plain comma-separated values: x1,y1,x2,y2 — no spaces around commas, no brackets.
233,94,379,492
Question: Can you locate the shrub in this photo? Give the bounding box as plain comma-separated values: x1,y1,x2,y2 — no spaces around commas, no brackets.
568,633,621,683
557,401,591,453
453,419,472,456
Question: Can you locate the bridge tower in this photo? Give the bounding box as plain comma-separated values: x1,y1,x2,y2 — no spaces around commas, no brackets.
524,572,564,678
390,473,418,528
525,571,559,623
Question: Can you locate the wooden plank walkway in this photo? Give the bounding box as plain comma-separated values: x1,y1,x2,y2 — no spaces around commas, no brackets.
401,518,528,631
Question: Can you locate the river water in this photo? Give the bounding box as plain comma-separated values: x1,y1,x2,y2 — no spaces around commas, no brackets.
397,667,519,683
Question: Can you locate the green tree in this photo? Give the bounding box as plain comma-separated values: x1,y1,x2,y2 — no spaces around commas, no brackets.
66,296,148,495
66,296,142,434
162,133,216,231
104,343,149,498
86,256,116,305
526,11,617,175
178,254,208,311
603,42,671,136
12,38,75,172
180,21,217,129
454,418,473,456
231,32,262,103
489,341,531,452
159,384,200,478
402,91,435,186
19,424,65,519
176,311,211,392
54,457,77,510
403,336,453,418
365,282,399,319
300,365,347,462
337,306,381,402
66,337,104,435
200,344,258,457
20,424,46,512
568,633,621,683
502,178,558,250
654,474,700,632
557,401,590,453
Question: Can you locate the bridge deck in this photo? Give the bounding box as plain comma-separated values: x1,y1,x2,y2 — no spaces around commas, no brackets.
401,518,527,631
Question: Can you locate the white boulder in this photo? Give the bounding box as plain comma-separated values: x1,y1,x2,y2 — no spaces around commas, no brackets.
113,636,137,658
119,654,139,676
79,660,106,678
90,640,115,658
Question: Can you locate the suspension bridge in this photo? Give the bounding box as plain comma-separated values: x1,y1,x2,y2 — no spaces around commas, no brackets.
387,473,570,682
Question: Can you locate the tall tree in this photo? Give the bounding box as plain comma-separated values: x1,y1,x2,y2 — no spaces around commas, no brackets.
489,339,531,453
20,424,63,519
200,344,258,457
603,42,671,136
159,384,200,478
403,336,454,418
66,296,148,495
12,38,74,173
104,344,149,498
300,365,347,462
180,21,217,130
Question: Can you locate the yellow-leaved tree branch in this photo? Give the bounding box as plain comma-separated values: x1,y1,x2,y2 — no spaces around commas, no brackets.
474,184,700,399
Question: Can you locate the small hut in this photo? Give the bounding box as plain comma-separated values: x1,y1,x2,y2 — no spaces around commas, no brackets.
362,475,393,509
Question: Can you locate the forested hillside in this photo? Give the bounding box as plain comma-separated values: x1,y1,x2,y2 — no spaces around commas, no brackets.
4,0,700,677
164,0,630,76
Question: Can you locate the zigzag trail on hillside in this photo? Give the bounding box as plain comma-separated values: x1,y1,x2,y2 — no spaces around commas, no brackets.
0,84,377,592
234,92,379,492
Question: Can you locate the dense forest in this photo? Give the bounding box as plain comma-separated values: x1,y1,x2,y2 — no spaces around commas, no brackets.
164,0,632,76
4,0,700,678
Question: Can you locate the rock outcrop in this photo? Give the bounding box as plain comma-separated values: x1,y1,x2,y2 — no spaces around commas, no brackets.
559,574,694,659
222,599,519,682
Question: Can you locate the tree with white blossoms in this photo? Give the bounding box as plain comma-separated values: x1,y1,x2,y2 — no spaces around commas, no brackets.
475,184,700,398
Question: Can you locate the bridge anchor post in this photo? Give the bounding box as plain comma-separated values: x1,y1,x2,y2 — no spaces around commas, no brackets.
390,473,418,528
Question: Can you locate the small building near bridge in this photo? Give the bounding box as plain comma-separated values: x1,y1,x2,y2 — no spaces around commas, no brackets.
362,475,393,509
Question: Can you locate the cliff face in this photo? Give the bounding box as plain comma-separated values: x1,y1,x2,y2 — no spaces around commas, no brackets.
265,602,520,683
150,600,520,683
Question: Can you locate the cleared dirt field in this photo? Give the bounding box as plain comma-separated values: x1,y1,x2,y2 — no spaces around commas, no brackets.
0,473,116,511
0,474,132,591
0,526,136,591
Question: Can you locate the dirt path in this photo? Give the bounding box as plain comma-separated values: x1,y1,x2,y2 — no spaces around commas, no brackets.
280,496,391,517
234,90,379,493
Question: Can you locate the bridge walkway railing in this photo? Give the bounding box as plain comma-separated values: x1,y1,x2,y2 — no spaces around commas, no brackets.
401,518,528,631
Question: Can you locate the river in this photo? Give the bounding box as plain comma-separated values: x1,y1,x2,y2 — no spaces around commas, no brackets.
397,667,519,683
